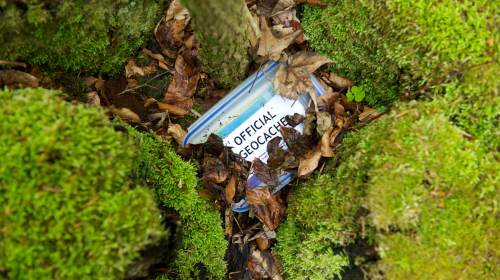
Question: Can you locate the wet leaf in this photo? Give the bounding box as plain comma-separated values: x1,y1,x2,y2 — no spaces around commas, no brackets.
225,173,238,203
285,113,305,127
321,127,334,157
268,147,287,170
110,106,141,121
0,70,40,88
329,72,355,87
281,154,300,169
253,158,278,186
316,111,332,137
280,126,315,155
185,34,197,50
86,92,100,107
166,70,200,98
298,147,322,177
256,17,301,61
205,158,229,183
246,188,271,206
267,136,282,155
273,51,332,110
168,123,187,146
256,235,271,251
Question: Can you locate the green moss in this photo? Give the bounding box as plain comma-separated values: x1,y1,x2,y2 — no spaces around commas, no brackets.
302,0,500,147
277,100,500,279
0,0,168,77
127,127,227,279
0,88,164,279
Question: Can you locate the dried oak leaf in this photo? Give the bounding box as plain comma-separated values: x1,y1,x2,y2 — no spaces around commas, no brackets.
204,158,229,183
168,123,187,146
0,70,40,88
86,92,100,107
163,92,193,113
298,147,322,177
329,72,355,87
110,106,141,121
285,113,306,127
253,158,278,186
246,188,271,206
317,89,340,114
256,16,301,62
225,173,238,203
273,51,332,110
321,127,334,157
166,70,200,98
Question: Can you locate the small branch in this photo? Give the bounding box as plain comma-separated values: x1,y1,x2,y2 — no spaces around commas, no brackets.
119,69,174,95
0,61,27,68
190,109,202,118
357,58,498,130
294,0,328,7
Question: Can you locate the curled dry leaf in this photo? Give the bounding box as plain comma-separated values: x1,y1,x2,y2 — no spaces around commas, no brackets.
125,59,157,78
83,76,98,88
329,72,355,87
251,249,284,280
256,234,271,251
358,107,379,123
256,17,301,62
329,127,342,147
273,51,332,111
164,0,189,22
167,123,187,146
285,113,306,127
110,106,141,121
126,79,138,88
321,127,334,157
225,173,238,203
157,100,188,116
316,111,332,137
185,34,197,50
253,158,278,186
298,147,322,177
342,110,361,131
246,188,271,206
95,75,105,92
86,92,100,107
163,92,193,113
175,55,194,76
0,70,40,88
283,20,306,44
142,48,172,66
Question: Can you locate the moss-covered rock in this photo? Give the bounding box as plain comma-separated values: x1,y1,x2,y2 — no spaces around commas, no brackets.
0,88,164,279
302,0,500,147
127,127,227,279
0,0,168,77
276,100,500,279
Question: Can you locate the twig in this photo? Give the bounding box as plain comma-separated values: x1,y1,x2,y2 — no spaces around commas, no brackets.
190,109,202,118
272,4,297,17
232,213,244,234
0,60,27,68
294,0,328,7
357,58,498,130
119,69,174,95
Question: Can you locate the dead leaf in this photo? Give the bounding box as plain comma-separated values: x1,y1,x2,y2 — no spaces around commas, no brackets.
273,51,332,110
256,235,271,251
185,34,197,50
143,48,172,66
157,100,189,116
316,111,332,137
83,76,98,88
302,113,316,136
268,147,287,170
95,75,105,92
225,173,238,203
86,92,100,107
359,107,378,123
204,158,229,183
260,0,298,23
163,92,193,113
246,188,271,206
334,102,348,117
280,126,315,155
175,55,194,76
285,113,305,127
253,158,278,186
125,59,157,78
256,17,301,61
168,123,187,146
110,106,141,121
283,20,306,44
166,70,200,98
329,127,342,147
298,148,322,177
321,127,334,157
247,255,269,278
199,189,217,201
165,0,189,22
342,110,361,131
126,79,138,88
251,249,284,280
329,73,355,87
0,70,40,88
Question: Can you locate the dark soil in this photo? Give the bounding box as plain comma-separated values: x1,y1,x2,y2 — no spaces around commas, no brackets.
106,77,149,122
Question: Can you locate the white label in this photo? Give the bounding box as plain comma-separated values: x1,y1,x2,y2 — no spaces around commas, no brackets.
223,95,305,163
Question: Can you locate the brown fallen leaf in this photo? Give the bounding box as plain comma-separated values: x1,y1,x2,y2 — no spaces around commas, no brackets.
247,255,269,279
253,158,278,186
157,100,189,116
316,111,332,137
83,76,98,88
199,189,217,201
298,147,322,177
126,79,138,88
125,59,157,78
168,123,187,146
211,89,230,98
225,173,238,203
86,92,100,107
246,188,271,206
358,107,379,123
164,0,189,22
342,110,361,131
283,20,306,44
251,249,284,280
273,51,332,111
329,127,342,147
166,70,200,98
175,54,194,76
110,106,141,121
256,17,301,62
256,235,271,251
285,113,306,127
320,127,334,157
143,48,172,66
185,34,197,50
260,0,298,23
0,70,40,88
95,75,105,92
163,92,193,113
329,72,355,87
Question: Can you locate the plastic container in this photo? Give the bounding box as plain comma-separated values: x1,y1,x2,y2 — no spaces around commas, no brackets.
184,61,326,211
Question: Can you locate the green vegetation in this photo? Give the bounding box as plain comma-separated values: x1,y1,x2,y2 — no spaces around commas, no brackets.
302,0,500,148
0,0,168,77
276,100,500,279
0,88,164,279
127,127,227,279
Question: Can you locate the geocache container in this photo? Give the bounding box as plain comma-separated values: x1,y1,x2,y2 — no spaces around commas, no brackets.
184,61,326,211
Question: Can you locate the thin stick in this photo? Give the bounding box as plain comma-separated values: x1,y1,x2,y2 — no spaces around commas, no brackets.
232,213,244,234
357,58,498,130
190,109,202,118
119,69,174,95
0,61,27,68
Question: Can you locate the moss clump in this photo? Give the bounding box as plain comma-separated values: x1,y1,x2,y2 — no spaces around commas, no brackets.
302,0,500,147
0,0,168,77
128,127,227,279
0,88,164,279
277,100,500,279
